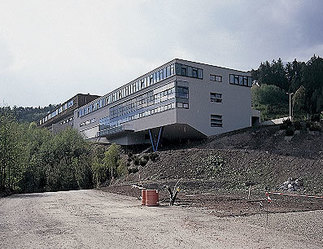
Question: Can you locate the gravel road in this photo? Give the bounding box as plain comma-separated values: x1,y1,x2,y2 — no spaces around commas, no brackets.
0,190,322,249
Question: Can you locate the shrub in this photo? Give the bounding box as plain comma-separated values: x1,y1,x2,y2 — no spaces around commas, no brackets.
149,152,159,162
293,121,302,130
280,119,292,130
143,154,149,161
309,123,321,131
134,157,140,165
128,167,139,174
285,127,294,136
311,114,320,122
306,121,311,128
140,158,148,166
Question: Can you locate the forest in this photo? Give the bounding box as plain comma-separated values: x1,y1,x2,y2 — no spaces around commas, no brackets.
251,55,323,120
0,114,127,194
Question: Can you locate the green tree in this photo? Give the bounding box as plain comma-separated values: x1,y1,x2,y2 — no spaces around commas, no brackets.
103,143,121,180
292,85,306,119
251,84,288,120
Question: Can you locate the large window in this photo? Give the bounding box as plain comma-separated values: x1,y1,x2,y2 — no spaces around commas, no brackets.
229,74,252,87
211,114,222,127
210,93,222,103
175,63,203,79
176,86,189,99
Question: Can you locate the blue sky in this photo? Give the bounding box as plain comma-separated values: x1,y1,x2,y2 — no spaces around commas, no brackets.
1,0,323,107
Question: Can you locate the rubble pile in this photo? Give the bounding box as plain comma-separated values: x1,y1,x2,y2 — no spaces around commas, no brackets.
279,178,304,191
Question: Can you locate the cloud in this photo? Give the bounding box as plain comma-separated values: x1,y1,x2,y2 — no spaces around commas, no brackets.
0,0,322,106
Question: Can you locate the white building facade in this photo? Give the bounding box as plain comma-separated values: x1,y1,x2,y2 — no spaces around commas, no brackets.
73,59,259,146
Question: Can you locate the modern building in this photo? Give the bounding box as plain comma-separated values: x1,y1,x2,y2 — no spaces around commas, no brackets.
71,59,260,147
38,93,100,133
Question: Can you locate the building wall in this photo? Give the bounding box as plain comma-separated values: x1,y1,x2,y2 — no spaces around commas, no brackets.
72,59,254,145
175,59,251,136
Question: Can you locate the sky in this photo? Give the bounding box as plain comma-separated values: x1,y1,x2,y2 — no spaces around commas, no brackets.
0,0,323,107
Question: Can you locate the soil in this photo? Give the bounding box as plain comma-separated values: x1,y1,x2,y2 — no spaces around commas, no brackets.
1,190,322,249
105,124,323,216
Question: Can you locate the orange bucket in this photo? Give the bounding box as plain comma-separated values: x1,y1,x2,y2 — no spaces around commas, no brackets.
146,189,159,206
141,189,147,205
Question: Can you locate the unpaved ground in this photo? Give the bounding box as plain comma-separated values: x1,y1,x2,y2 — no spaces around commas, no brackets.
105,184,323,216
0,190,322,249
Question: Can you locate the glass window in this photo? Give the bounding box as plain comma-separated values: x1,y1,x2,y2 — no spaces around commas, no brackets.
192,68,198,78
161,69,164,80
239,76,244,85
198,69,203,79
181,65,187,76
210,92,222,103
211,114,222,127
166,66,171,77
187,66,193,77
234,75,239,84
171,64,176,75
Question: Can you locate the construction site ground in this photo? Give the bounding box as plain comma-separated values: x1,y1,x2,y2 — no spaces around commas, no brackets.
105,124,323,217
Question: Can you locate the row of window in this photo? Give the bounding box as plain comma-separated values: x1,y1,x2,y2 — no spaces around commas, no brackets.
80,118,96,127
109,86,176,120
175,63,203,79
40,99,74,125
79,64,176,118
99,101,176,134
210,92,222,103
211,114,223,127
210,74,222,82
98,85,190,134
229,74,252,87
59,116,74,125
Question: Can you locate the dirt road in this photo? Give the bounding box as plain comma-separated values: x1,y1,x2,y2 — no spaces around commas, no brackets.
0,190,322,249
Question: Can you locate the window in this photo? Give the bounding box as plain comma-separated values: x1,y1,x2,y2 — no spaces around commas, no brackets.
192,68,198,78
211,114,222,127
229,74,252,87
175,63,203,79
210,74,222,82
176,86,189,99
210,93,222,103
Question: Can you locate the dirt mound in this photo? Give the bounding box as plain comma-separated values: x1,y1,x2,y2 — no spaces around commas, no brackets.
116,125,322,194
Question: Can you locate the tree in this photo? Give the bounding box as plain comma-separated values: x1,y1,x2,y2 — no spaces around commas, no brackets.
251,84,288,120
103,143,121,180
292,85,306,119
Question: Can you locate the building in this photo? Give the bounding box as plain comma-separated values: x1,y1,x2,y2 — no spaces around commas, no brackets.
38,93,100,133
72,59,260,147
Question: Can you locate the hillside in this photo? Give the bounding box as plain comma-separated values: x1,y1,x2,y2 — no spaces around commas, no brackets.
105,123,323,215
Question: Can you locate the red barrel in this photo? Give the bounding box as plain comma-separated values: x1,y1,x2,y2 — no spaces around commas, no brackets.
141,189,147,205
146,189,159,206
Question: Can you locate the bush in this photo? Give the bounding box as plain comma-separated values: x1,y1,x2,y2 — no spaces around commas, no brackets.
306,121,311,128
149,152,159,162
140,158,148,166
285,127,295,136
143,154,149,161
128,167,139,174
311,114,320,122
134,157,140,165
309,123,321,131
280,119,292,130
293,121,302,130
